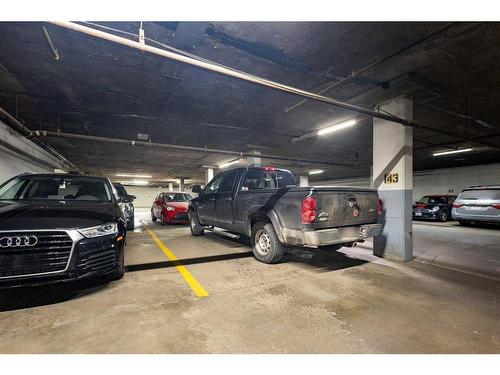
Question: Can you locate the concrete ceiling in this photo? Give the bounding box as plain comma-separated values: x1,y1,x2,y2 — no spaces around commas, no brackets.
0,21,499,185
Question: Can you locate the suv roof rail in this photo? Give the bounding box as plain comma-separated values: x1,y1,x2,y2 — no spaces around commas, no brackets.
466,184,500,189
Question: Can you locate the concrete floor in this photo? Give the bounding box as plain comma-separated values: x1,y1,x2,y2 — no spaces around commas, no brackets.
412,220,500,280
0,210,498,353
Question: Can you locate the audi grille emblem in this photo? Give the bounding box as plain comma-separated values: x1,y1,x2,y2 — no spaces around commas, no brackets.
0,235,38,248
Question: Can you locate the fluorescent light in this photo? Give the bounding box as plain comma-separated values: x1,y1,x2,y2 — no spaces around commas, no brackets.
116,173,152,178
131,179,149,185
309,169,324,175
118,180,149,186
219,159,240,169
433,148,473,156
317,119,357,136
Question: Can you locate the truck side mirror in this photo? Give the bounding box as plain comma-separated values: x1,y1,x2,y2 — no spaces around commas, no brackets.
192,185,202,194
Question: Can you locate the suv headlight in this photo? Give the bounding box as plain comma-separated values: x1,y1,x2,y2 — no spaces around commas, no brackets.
78,223,118,238
166,206,175,211
432,206,440,212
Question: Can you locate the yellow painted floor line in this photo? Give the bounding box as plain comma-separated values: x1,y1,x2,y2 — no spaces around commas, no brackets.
142,222,209,298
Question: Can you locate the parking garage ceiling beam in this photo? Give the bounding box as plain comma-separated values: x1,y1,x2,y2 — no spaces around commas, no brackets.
35,130,355,167
48,21,415,127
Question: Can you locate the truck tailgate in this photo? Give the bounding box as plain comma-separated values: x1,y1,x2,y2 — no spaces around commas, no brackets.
312,186,379,228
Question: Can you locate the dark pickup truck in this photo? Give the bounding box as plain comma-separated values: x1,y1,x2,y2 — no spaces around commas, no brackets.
189,166,383,264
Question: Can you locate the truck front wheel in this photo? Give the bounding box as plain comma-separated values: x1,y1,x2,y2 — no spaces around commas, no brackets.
251,222,285,264
189,210,204,236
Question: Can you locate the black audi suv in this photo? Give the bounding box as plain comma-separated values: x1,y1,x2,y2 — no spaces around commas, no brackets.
0,173,128,288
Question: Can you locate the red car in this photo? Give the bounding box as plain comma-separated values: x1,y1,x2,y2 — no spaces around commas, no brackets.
151,192,193,225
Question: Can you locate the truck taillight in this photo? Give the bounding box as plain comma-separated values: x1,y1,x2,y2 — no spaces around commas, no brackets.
376,199,383,216
301,196,317,224
452,203,463,208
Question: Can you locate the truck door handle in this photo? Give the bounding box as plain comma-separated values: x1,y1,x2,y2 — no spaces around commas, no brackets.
208,197,215,201
224,197,232,201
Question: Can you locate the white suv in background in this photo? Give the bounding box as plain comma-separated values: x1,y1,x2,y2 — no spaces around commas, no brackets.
452,185,500,225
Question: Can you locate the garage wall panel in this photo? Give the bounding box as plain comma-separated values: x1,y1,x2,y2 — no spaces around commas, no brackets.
0,120,67,184
124,186,196,208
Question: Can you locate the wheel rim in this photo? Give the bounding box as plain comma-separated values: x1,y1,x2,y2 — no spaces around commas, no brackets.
255,229,271,256
442,212,447,220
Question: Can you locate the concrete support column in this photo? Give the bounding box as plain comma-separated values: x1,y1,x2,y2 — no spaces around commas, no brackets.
168,182,173,192
247,151,261,167
179,178,185,192
372,96,413,261
205,168,214,184
299,175,309,187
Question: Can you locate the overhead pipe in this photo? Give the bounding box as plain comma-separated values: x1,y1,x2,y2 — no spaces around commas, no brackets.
35,130,354,167
48,22,499,153
0,106,32,137
48,21,414,127
0,106,80,171
41,25,60,60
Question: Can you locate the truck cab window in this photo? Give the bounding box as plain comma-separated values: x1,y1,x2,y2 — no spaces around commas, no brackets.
241,169,266,191
205,174,224,193
219,170,238,193
241,169,296,191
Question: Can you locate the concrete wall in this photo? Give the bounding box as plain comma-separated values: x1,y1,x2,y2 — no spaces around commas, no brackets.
314,162,500,201
0,120,67,184
124,185,196,208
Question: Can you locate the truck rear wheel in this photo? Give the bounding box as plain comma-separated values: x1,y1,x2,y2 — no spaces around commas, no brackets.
189,210,204,236
251,222,285,264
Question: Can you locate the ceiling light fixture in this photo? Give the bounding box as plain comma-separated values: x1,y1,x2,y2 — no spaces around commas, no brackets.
317,119,357,136
119,180,149,186
433,148,473,156
219,159,241,169
116,173,152,178
131,179,149,185
309,169,324,175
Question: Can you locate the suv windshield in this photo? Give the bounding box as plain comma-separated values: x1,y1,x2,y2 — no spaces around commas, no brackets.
0,175,113,202
164,193,192,202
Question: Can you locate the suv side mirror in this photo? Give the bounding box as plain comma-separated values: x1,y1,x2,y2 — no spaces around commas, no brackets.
120,194,134,203
192,185,202,194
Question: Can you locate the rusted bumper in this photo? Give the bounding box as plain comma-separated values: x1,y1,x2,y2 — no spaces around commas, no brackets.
282,223,383,247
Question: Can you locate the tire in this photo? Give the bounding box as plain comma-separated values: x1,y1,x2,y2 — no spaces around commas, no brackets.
439,211,448,222
318,244,343,251
108,247,125,281
151,210,157,222
160,212,167,226
189,210,204,236
127,215,135,230
251,222,285,264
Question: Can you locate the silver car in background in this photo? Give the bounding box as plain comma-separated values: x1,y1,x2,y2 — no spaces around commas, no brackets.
452,185,500,225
